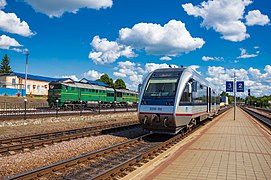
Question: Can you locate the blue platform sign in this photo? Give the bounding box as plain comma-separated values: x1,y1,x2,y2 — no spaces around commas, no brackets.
226,81,233,92
237,81,244,92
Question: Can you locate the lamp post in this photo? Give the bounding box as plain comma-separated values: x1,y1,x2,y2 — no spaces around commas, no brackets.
114,101,116,113
24,98,27,120
56,99,59,117
24,50,30,97
98,101,101,114
80,100,83,116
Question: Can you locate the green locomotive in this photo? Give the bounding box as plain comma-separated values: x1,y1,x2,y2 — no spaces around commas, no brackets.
47,78,138,109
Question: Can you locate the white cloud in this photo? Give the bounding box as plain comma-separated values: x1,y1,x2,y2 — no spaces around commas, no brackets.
57,75,79,81
11,48,28,53
245,10,270,26
182,0,251,42
113,60,144,89
24,0,113,18
206,65,271,97
82,70,102,80
145,63,177,73
0,0,6,9
0,35,22,49
113,72,126,78
88,36,136,64
202,56,224,61
237,48,258,59
0,10,34,37
160,56,172,61
248,67,261,80
119,20,205,56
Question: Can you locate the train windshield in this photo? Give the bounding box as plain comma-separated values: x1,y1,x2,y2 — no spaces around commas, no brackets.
49,84,62,89
142,76,179,105
144,78,178,97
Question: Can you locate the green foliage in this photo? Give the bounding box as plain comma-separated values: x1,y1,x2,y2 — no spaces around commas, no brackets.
0,54,13,74
220,91,244,104
96,74,127,89
96,74,114,87
114,79,126,89
245,95,271,107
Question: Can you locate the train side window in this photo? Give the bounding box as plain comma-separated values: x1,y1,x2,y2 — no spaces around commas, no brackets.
180,83,192,103
192,83,207,104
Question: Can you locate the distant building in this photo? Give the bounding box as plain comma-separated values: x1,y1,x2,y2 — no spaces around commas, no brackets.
0,72,62,96
220,95,229,106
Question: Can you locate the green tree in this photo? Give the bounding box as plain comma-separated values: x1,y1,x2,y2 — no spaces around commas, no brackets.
114,79,126,89
96,74,114,87
0,54,13,74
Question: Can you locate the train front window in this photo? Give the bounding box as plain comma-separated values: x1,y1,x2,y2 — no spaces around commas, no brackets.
144,78,178,98
49,84,62,89
141,77,179,106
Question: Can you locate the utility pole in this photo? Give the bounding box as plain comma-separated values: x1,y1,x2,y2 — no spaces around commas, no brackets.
24,50,30,97
234,72,236,120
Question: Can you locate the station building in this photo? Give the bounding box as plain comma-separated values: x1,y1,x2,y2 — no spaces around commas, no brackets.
0,72,61,97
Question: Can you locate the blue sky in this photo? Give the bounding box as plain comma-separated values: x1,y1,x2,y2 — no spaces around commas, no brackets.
0,0,270,96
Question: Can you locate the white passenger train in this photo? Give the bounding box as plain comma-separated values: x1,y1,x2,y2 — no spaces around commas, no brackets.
138,67,220,134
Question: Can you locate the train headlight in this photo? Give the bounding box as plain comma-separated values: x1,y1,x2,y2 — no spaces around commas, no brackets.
151,114,159,123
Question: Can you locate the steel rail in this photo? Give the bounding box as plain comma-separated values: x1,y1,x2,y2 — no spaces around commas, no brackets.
241,107,271,128
0,121,140,155
0,108,137,120
93,106,232,179
8,133,151,180
8,107,231,179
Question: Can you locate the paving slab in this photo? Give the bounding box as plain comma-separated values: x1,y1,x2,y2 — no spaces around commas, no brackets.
137,107,271,180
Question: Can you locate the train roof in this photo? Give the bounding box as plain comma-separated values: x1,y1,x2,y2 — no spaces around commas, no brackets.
79,78,108,87
50,78,137,93
150,67,217,91
115,88,138,94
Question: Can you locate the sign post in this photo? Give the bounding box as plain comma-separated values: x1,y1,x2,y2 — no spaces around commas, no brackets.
234,73,236,120
226,75,244,120
226,81,233,92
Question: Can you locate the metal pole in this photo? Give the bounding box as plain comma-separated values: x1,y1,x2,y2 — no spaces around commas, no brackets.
56,100,59,118
24,51,30,97
114,101,116,113
234,72,236,120
24,99,27,120
98,101,101,114
80,100,82,116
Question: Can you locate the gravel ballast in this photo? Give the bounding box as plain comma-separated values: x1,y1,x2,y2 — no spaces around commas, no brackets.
0,127,146,179
0,112,137,139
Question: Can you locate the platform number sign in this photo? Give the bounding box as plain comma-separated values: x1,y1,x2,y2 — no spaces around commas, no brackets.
226,81,233,92
237,81,244,92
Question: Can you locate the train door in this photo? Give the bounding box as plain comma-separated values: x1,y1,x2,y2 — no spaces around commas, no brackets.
208,87,211,112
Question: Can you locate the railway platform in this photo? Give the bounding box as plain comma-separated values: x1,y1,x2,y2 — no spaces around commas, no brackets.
127,107,271,180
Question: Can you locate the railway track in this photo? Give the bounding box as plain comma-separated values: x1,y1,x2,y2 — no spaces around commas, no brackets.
0,121,140,156
0,107,137,120
241,106,271,128
9,107,231,179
